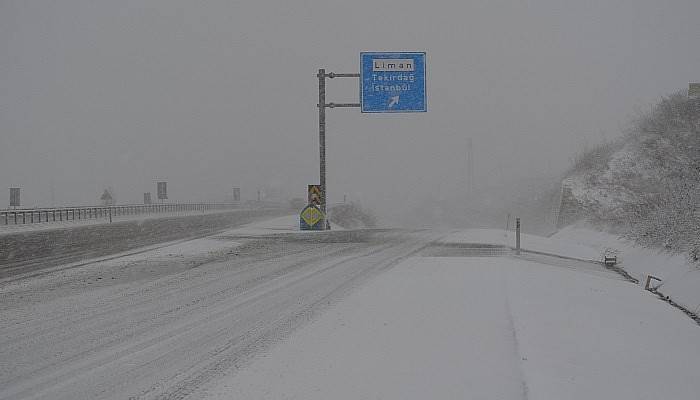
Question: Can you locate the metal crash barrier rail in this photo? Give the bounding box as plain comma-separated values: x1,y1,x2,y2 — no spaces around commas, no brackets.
0,203,244,225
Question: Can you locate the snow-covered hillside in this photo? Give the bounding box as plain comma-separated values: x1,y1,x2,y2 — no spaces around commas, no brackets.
559,92,700,259
556,92,700,319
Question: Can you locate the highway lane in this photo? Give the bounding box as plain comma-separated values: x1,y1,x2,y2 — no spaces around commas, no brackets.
0,229,439,400
0,209,286,280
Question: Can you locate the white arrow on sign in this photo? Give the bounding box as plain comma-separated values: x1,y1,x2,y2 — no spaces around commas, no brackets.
388,96,399,108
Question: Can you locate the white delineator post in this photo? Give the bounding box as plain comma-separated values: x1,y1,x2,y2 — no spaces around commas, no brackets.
516,217,521,255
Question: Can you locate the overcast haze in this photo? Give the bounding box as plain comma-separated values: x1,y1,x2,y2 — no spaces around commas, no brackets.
1,0,699,224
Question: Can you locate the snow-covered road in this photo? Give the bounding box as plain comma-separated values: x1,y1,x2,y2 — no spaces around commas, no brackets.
0,228,438,399
203,254,700,400
2,224,700,399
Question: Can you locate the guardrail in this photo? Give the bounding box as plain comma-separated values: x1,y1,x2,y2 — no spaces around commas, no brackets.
1,203,243,225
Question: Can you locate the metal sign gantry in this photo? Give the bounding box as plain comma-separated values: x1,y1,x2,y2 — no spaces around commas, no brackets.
316,52,427,229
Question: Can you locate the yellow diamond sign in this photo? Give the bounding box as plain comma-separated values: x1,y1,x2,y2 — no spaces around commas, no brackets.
301,206,323,226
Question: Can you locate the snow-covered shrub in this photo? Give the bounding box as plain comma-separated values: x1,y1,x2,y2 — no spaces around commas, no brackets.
329,202,377,229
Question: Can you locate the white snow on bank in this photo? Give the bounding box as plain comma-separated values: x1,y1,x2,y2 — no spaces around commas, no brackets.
202,256,700,399
551,226,700,317
442,228,602,261
444,227,700,317
506,257,700,400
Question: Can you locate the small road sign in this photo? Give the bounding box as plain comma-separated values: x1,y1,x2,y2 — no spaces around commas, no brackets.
308,184,322,206
233,187,240,202
157,182,168,200
9,188,20,207
361,52,426,113
100,189,114,206
689,83,700,98
300,204,325,230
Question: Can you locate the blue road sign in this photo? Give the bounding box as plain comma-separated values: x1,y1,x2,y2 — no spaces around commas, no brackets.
361,52,426,113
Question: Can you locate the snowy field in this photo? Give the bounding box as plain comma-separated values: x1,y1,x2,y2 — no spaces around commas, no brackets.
203,252,700,400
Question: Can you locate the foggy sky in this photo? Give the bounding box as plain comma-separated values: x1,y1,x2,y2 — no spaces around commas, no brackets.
2,0,699,222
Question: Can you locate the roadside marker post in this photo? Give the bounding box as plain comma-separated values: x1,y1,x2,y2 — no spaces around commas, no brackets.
516,218,521,255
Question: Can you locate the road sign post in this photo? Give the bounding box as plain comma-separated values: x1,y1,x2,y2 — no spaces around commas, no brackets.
317,69,360,226
9,188,20,209
157,182,167,201
316,52,426,229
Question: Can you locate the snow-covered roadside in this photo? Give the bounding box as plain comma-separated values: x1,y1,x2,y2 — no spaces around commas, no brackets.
218,214,300,236
220,214,345,236
443,227,700,318
201,256,700,399
441,228,602,261
551,226,700,316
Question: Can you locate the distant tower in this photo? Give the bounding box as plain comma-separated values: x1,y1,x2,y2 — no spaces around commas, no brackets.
466,137,475,197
